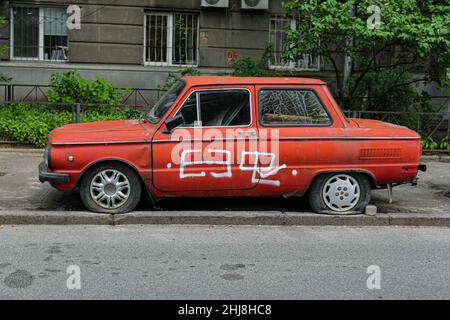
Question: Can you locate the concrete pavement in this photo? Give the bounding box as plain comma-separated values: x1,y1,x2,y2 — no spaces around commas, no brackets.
0,225,449,299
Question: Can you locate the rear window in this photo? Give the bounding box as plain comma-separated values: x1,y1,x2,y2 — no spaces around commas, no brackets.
259,89,331,126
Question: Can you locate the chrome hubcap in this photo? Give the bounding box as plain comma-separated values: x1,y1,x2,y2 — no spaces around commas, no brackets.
90,169,130,209
322,174,360,212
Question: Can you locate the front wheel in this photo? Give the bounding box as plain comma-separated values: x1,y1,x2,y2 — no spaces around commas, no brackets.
308,173,371,214
80,163,142,214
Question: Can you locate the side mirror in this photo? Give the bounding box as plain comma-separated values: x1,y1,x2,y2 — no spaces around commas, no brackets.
164,114,184,133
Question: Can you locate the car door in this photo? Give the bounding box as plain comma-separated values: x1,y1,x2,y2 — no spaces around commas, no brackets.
152,85,259,192
255,84,346,194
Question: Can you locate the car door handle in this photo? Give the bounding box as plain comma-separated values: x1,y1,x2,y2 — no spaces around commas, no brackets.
237,130,257,136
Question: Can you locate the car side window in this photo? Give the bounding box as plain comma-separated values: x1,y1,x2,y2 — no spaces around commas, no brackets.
176,89,251,127
259,89,331,126
178,94,198,127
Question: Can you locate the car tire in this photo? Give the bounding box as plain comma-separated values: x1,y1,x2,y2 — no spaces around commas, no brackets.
308,173,371,215
80,162,142,214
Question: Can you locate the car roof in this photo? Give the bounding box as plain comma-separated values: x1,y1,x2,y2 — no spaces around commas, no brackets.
182,76,326,86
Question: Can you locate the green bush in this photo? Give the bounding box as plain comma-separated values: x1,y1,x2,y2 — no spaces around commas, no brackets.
231,43,274,77
348,67,430,112
0,104,142,147
421,137,438,150
158,67,201,93
347,67,436,134
440,136,450,150
47,70,131,105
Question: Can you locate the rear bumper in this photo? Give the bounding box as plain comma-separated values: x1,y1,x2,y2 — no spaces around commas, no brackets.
38,162,70,183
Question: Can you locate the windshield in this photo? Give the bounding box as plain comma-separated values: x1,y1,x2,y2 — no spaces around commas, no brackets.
145,80,186,124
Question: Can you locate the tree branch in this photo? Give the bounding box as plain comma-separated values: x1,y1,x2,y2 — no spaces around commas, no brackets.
327,54,343,100
387,78,428,91
349,43,394,98
361,57,418,73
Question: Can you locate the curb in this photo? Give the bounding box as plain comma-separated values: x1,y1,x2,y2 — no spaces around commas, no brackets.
0,141,36,148
0,210,449,227
388,213,450,227
0,211,111,225
114,211,285,226
0,147,44,154
283,212,391,226
421,155,450,163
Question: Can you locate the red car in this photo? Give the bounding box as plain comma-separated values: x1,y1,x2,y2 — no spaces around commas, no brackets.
39,76,425,214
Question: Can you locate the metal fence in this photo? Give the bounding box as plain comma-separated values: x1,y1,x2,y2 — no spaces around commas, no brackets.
0,101,146,127
341,96,450,139
1,102,448,140
0,84,163,108
343,110,450,140
1,84,449,139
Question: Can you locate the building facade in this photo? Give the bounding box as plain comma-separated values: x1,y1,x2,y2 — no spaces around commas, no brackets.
0,0,337,102
0,0,447,105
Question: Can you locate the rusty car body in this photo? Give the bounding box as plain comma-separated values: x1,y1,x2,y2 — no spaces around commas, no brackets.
39,76,425,214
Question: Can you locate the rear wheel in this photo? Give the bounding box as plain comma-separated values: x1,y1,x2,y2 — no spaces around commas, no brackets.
308,173,371,214
80,163,141,214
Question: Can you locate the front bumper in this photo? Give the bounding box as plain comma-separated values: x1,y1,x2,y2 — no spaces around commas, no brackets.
38,162,70,183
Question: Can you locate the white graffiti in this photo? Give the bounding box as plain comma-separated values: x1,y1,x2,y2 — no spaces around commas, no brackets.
180,149,232,179
239,151,287,187
178,149,286,186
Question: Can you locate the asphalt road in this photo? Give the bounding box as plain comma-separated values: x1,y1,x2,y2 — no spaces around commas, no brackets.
0,225,449,299
0,150,449,213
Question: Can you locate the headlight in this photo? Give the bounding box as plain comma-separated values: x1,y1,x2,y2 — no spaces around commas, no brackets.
43,143,52,169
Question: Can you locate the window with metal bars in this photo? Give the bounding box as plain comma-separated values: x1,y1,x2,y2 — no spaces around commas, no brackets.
269,14,320,71
144,12,199,66
11,6,68,61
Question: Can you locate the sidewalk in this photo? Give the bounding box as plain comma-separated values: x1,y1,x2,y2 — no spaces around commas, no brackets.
0,149,449,226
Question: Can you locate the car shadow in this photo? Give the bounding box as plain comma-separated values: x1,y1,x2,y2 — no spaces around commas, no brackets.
138,195,311,212
22,188,311,212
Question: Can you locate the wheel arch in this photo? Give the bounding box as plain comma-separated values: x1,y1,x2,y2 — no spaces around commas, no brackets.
306,169,378,194
76,158,155,205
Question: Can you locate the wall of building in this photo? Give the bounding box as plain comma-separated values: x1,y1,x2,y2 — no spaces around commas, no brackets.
0,0,445,104
0,0,339,97
0,1,10,56
1,0,286,67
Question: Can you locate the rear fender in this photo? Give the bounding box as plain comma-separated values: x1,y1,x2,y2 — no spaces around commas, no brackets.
306,169,378,193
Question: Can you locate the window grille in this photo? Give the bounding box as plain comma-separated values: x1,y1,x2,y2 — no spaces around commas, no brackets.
269,14,320,71
11,6,68,61
145,12,199,66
